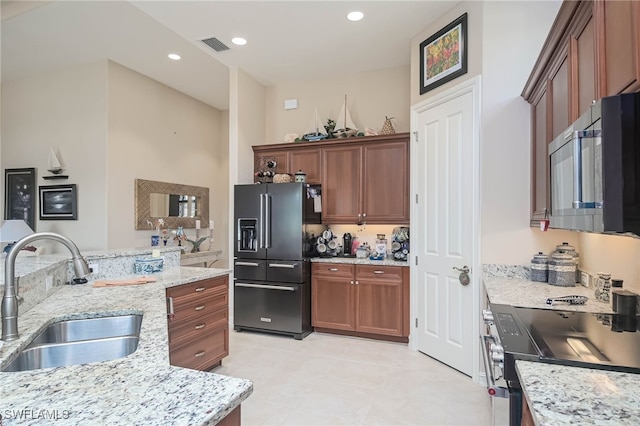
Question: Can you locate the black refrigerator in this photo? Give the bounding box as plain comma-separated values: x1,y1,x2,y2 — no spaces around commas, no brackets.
233,182,321,340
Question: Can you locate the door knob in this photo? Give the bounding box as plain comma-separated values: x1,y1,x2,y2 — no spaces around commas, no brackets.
453,266,470,286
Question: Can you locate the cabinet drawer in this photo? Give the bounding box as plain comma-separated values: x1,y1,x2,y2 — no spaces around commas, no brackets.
169,325,229,371
356,265,402,282
166,276,228,302
169,309,228,348
168,291,228,327
312,263,354,279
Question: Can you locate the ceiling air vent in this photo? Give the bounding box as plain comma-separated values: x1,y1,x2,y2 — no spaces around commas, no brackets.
201,37,229,52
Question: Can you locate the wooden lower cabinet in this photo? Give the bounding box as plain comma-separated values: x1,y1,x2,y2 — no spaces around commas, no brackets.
311,263,409,342
166,275,229,371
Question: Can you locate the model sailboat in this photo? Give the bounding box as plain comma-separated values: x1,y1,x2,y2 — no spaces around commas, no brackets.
302,108,328,141
333,95,358,138
43,148,69,180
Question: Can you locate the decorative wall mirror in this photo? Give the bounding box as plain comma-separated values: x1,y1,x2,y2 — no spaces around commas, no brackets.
135,178,209,230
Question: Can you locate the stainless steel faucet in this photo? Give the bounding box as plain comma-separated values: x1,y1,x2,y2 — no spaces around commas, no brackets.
1,232,90,341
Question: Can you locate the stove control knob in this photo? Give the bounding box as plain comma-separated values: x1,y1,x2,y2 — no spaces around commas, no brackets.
490,343,504,368
482,309,494,324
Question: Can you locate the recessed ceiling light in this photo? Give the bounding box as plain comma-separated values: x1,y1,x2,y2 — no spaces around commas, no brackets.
347,11,364,22
231,37,247,46
168,53,181,61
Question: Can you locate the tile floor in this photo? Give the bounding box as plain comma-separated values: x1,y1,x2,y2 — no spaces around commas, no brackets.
213,330,492,426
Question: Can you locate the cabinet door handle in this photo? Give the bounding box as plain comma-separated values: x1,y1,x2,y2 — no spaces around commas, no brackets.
373,270,385,274
194,287,206,292
194,323,206,330
355,281,359,285
167,297,174,318
269,263,296,269
194,351,206,358
350,280,354,285
329,268,339,272
194,305,206,311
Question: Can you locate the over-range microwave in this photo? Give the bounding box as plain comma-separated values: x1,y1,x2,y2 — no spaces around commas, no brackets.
548,92,640,235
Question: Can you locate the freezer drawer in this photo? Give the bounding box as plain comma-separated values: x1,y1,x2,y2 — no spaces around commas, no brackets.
233,280,311,340
266,260,307,283
234,259,267,281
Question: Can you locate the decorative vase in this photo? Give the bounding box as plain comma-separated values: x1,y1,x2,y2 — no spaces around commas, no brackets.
151,235,160,247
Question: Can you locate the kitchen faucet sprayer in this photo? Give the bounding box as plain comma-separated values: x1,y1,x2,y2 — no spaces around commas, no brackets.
1,232,90,341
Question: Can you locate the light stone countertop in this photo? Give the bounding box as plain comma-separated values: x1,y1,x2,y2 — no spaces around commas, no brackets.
0,266,252,426
311,256,409,267
516,360,640,425
483,274,614,313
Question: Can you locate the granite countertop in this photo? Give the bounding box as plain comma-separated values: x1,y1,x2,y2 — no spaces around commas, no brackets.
484,274,613,313
311,256,409,267
0,266,252,426
516,360,640,425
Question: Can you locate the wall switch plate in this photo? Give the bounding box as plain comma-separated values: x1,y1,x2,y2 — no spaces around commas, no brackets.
580,271,590,288
88,262,99,274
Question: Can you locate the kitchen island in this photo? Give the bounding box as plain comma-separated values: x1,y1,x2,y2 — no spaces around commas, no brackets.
0,265,252,425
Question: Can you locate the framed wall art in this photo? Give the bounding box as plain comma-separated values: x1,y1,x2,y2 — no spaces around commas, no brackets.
419,13,468,94
4,167,37,230
39,184,77,220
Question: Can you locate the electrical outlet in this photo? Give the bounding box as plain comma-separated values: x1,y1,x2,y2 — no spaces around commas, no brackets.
580,271,590,288
45,275,53,292
88,262,99,274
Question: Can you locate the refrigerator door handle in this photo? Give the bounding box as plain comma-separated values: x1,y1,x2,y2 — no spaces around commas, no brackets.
265,194,271,248
259,193,265,249
235,282,296,291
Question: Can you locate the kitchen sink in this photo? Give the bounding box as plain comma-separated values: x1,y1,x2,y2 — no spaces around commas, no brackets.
29,314,143,345
2,314,143,372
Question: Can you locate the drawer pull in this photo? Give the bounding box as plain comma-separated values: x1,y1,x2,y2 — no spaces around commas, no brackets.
269,263,296,269
194,324,206,330
373,270,385,274
194,287,206,292
167,296,174,318
194,305,206,311
236,261,259,267
329,268,339,271
194,351,206,358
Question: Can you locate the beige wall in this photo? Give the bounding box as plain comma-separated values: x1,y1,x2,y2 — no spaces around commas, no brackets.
106,61,228,265
1,60,229,263
1,60,109,251
264,66,410,144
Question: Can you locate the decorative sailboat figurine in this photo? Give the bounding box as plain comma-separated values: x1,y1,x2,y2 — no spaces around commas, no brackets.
302,108,328,141
333,95,359,138
43,148,69,180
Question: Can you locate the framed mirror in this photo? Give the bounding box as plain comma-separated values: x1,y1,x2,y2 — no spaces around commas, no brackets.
135,179,209,230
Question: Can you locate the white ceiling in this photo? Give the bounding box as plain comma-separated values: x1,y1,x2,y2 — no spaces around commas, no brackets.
1,1,458,110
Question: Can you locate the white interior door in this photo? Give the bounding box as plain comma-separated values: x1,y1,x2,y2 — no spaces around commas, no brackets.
411,77,480,377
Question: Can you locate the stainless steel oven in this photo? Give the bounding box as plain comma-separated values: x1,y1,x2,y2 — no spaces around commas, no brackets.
482,303,640,426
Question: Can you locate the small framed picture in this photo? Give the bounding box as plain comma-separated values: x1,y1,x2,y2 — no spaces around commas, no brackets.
4,167,37,230
419,13,468,94
39,184,77,220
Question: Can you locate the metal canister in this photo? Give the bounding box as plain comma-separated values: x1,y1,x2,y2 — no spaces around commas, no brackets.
530,252,549,282
553,242,580,283
548,251,576,286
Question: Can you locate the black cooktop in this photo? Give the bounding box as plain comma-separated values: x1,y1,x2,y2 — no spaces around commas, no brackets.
491,303,640,374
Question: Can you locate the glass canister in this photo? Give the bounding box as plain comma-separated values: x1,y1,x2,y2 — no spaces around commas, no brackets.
530,252,549,282
553,242,580,283
548,251,576,286
595,272,612,302
370,234,387,260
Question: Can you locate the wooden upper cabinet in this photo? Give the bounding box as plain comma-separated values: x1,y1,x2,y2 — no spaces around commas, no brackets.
596,0,640,95
289,148,321,184
572,4,596,118
531,88,549,226
550,44,570,139
254,149,288,181
322,145,362,223
361,140,409,223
